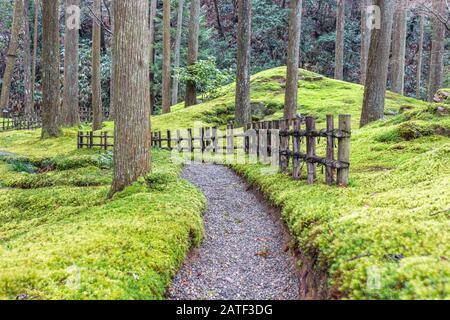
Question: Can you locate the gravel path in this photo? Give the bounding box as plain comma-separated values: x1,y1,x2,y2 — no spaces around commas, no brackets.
168,163,300,300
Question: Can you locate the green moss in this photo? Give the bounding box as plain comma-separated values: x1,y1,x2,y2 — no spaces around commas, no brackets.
0,149,205,300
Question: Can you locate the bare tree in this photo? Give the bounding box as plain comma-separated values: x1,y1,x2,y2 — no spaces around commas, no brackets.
284,0,303,119
63,0,80,127
390,0,407,95
0,0,23,113
335,0,345,80
92,0,103,130
111,0,151,194
41,0,61,138
234,0,252,127
162,0,171,113
172,0,185,106
185,0,200,107
360,0,395,127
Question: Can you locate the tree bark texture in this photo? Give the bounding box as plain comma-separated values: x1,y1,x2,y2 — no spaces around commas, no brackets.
0,0,23,113
185,0,200,107
360,0,395,127
416,14,425,99
284,0,303,120
111,0,151,194
41,0,61,138
427,0,446,101
334,0,345,80
23,0,33,114
162,0,171,113
149,0,157,115
63,0,80,127
31,0,39,108
92,0,103,130
234,0,252,127
172,0,185,106
390,0,407,95
360,0,372,85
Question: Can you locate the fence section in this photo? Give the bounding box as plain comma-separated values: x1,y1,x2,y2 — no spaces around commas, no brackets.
77,114,351,186
0,114,42,132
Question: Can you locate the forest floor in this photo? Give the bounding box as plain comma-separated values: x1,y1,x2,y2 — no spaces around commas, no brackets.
168,163,300,300
0,67,448,300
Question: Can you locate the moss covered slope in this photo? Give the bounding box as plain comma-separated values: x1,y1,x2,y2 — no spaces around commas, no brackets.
0,142,205,299
153,67,449,299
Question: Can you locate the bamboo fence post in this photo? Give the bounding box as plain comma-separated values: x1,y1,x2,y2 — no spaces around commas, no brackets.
326,115,335,185
176,129,182,152
212,127,218,154
158,131,162,148
306,116,316,184
227,124,234,157
187,128,193,152
167,130,172,150
292,119,301,180
89,131,93,149
337,114,351,186
271,120,280,170
279,119,289,172
104,132,108,150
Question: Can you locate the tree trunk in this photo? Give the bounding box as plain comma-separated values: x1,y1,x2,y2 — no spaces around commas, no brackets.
416,14,424,99
185,0,200,107
31,0,39,109
284,0,302,120
149,0,157,115
41,0,61,138
360,0,395,127
234,0,252,127
92,0,103,130
213,0,225,38
109,0,115,120
171,0,185,106
63,0,80,127
162,0,171,113
360,0,372,85
427,0,446,102
23,0,33,115
390,0,407,95
111,0,151,194
334,0,345,80
0,0,23,113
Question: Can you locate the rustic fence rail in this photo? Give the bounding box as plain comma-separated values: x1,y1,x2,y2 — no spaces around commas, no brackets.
0,114,42,132
77,131,114,150
77,114,351,186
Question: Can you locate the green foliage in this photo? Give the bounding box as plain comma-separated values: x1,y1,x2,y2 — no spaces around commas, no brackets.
175,57,233,101
7,159,37,174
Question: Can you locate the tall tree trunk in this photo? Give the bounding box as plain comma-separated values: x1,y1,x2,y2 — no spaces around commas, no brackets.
416,14,425,99
390,0,407,95
334,0,345,80
31,0,39,109
109,0,115,120
161,0,171,113
284,0,302,120
92,0,103,130
171,0,185,106
63,0,80,127
41,0,61,138
23,0,33,115
234,0,252,127
185,0,200,107
0,0,23,114
360,0,372,85
427,0,446,102
360,0,395,127
111,0,151,194
149,0,157,115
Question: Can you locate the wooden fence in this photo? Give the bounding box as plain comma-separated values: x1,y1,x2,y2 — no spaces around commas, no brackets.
77,131,114,150
77,114,351,186
0,114,42,132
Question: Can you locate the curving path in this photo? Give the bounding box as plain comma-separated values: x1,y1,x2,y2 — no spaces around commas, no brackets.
168,163,300,300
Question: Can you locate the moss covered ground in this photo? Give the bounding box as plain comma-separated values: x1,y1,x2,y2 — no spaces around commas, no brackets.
0,132,205,299
154,67,449,299
0,67,448,300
